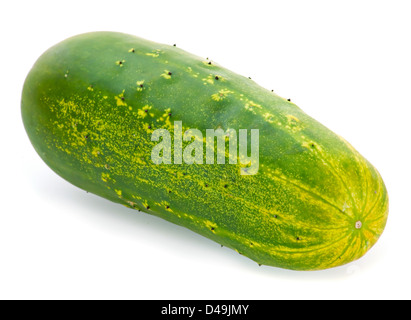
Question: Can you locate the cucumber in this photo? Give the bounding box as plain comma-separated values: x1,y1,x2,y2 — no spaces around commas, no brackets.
21,32,388,270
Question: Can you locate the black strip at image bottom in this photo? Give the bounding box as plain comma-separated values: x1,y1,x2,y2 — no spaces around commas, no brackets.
137,300,287,318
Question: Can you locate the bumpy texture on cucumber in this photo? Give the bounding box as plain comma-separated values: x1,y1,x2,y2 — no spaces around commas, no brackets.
21,32,388,270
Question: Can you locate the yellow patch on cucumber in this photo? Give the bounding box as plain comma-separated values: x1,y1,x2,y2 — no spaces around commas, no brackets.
212,89,233,101
286,114,302,132
245,100,262,114
137,105,152,119
136,80,145,92
115,90,127,107
146,49,162,58
161,70,172,79
263,113,275,123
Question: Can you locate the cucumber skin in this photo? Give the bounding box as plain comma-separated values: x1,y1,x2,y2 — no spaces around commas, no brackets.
21,32,388,270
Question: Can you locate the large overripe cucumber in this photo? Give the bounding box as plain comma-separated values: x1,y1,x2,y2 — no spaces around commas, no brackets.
21,32,388,270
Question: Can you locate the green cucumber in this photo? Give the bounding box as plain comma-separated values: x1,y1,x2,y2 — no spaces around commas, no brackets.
21,32,388,270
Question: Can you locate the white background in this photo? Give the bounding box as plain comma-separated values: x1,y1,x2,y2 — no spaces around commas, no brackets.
1,0,410,300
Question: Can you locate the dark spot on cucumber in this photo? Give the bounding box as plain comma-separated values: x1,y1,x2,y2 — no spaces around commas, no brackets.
168,190,172,193
287,98,291,101
168,112,172,116
205,184,208,187
145,109,148,113
168,71,172,76
146,206,150,210
121,97,125,101
273,214,278,219
85,134,89,139
211,227,215,231
208,61,212,65
166,205,170,209
173,44,176,47
224,184,228,188
215,76,219,80
148,125,152,129
140,84,144,88
296,237,301,241
311,143,315,148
